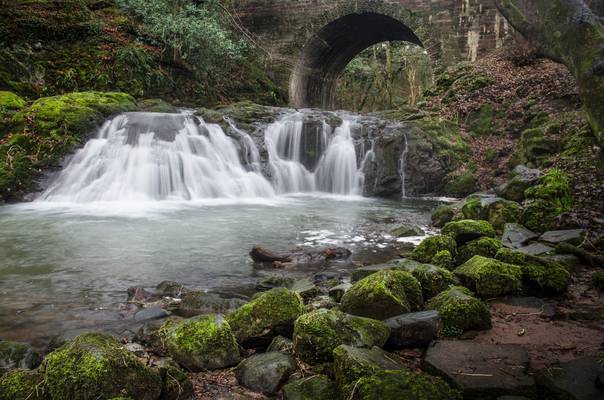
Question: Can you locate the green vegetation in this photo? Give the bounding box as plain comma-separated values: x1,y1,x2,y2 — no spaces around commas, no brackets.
410,235,457,264
352,370,462,400
522,168,573,232
0,369,47,400
425,286,491,336
454,255,523,298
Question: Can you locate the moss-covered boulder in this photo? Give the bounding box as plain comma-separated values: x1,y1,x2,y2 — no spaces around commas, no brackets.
487,200,522,231
426,287,491,336
455,237,504,265
410,235,457,264
0,91,26,137
0,341,41,373
496,165,542,202
351,370,462,400
177,291,245,318
444,172,479,197
164,314,240,371
461,196,488,220
521,168,573,232
390,224,424,238
431,250,453,270
520,127,560,166
340,270,423,320
399,262,457,299
454,256,522,298
0,369,48,400
431,204,455,228
42,332,162,400
235,352,297,394
442,220,496,244
226,288,304,348
292,309,389,364
282,375,338,400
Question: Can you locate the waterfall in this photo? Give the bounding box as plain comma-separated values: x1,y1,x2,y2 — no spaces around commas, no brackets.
38,111,366,203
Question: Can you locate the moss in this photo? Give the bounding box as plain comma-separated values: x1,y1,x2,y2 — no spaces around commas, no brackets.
390,224,424,237
0,369,48,400
431,250,453,270
292,309,389,364
157,359,194,400
461,197,487,220
410,235,457,264
455,237,504,265
520,127,560,166
0,341,41,372
0,92,26,110
352,370,462,400
487,200,522,231
454,255,523,298
340,270,423,320
426,286,491,336
165,314,240,371
282,375,338,400
468,103,496,136
442,219,496,244
42,332,162,400
399,262,457,299
407,116,468,171
137,98,177,113
226,288,304,347
521,168,573,232
592,271,604,291
444,172,479,198
431,204,455,228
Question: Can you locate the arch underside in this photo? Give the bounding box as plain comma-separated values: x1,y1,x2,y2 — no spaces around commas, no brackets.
290,12,424,109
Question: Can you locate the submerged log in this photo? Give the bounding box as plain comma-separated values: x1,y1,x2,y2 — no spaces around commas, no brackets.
250,245,352,269
250,246,292,263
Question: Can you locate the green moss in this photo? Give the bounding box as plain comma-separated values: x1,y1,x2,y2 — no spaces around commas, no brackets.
157,359,194,400
399,262,457,299
226,288,304,347
426,286,491,336
522,168,573,232
407,117,468,171
592,271,604,291
0,369,47,400
461,197,487,220
431,204,455,228
442,219,496,244
468,103,496,136
340,270,423,320
0,341,40,372
352,370,462,400
520,127,560,166
455,237,503,265
42,332,162,400
282,375,338,400
410,235,457,264
454,255,523,298
431,250,453,270
292,309,389,364
444,172,479,197
0,92,26,110
487,200,522,231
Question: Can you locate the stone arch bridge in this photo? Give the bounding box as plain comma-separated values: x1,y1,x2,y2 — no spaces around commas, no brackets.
232,0,511,108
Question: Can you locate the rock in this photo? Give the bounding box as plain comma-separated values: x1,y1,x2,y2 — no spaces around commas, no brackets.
496,165,542,202
536,356,604,400
502,223,539,249
432,204,455,228
42,332,162,400
0,369,48,400
410,235,457,264
456,237,504,265
454,255,523,298
333,345,405,391
137,98,178,113
312,271,342,283
487,200,522,231
154,358,194,400
425,341,536,399
352,370,462,400
235,352,297,394
328,283,352,302
127,286,160,302
124,342,146,358
156,281,189,297
134,306,169,322
444,172,479,197
47,328,95,353
432,250,454,270
516,243,555,256
540,229,585,246
292,309,389,364
226,288,304,348
521,169,573,233
442,220,496,245
390,224,424,237
350,263,398,282
303,295,337,312
341,269,423,320
256,274,295,291
384,310,441,349
164,315,241,371
0,341,42,373
134,317,182,353
290,278,319,299
541,254,581,271
425,287,491,336
267,336,293,353
282,375,338,400
177,291,245,318
398,261,457,299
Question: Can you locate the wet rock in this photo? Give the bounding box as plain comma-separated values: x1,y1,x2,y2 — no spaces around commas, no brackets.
256,274,295,291
267,336,293,353
390,224,424,237
432,249,454,270
328,283,352,302
134,306,169,322
303,295,337,312
456,237,503,265
425,287,491,336
290,278,319,300
540,229,585,246
454,255,523,298
154,358,194,400
341,269,423,320
227,288,304,348
312,271,342,283
384,310,441,349
177,291,245,318
282,375,338,400
536,356,604,400
164,315,241,371
442,220,496,245
432,204,456,228
398,261,457,299
0,369,47,400
127,286,160,302
425,341,536,399
235,352,297,394
411,235,457,264
250,245,351,269
134,317,182,353
333,345,404,390
43,332,162,400
0,341,42,373
516,243,555,256
292,308,389,364
350,263,398,282
502,223,539,249
156,281,189,298
352,370,462,400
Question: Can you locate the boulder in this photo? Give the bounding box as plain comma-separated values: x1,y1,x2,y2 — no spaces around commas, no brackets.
134,306,169,322
384,310,441,349
496,165,542,202
521,169,573,233
431,204,455,228
290,278,319,300
177,291,245,318
235,352,297,394
539,229,585,246
536,356,604,400
156,281,189,297
390,223,424,237
0,369,48,400
0,341,42,373
516,243,555,256
340,269,423,320
456,237,504,265
226,288,304,348
442,220,496,245
541,254,581,271
487,200,522,231
501,223,539,249
399,261,457,299
425,341,537,399
164,315,241,371
352,370,463,400
267,336,293,353
351,263,398,282
426,287,491,336
256,274,295,291
410,235,457,264
454,256,523,298
42,332,162,400
282,375,338,400
328,283,352,303
292,309,389,364
333,345,405,391
432,250,454,270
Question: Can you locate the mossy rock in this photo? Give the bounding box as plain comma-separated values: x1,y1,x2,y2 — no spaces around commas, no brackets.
164,314,240,371
0,341,41,373
454,255,523,298
390,224,424,238
487,200,522,231
0,91,26,137
292,309,390,364
455,237,504,265
426,286,491,336
521,168,573,232
461,197,488,220
351,370,463,400
431,204,455,228
0,369,48,400
137,99,178,114
442,220,496,244
177,291,245,318
410,235,457,264
496,165,542,202
282,375,339,400
226,288,304,348
444,172,479,197
431,250,453,270
340,270,423,320
520,127,560,166
41,332,162,400
155,358,194,400
399,262,457,299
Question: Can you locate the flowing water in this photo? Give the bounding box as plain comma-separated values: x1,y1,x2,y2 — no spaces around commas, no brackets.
0,110,439,343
